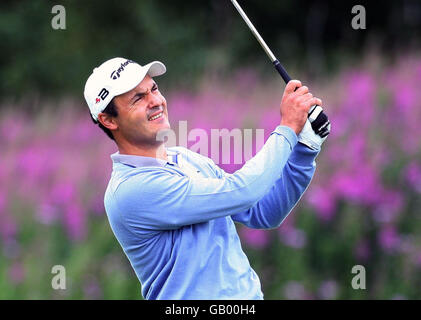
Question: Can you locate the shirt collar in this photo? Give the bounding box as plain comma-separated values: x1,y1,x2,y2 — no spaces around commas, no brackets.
111,148,180,168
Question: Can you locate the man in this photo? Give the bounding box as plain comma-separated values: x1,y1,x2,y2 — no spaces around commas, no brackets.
84,57,329,299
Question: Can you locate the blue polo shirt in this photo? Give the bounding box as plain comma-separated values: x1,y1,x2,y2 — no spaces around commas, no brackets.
103,125,319,299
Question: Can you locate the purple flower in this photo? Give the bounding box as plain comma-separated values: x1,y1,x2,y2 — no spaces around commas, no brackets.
278,226,307,249
72,117,101,143
404,161,421,192
283,281,312,300
0,114,27,143
36,202,59,224
51,182,76,206
0,215,17,242
0,191,6,213
394,85,415,114
372,190,404,223
64,203,86,241
258,109,282,136
414,251,421,267
166,92,195,121
397,234,414,254
317,280,339,299
378,226,400,253
354,239,371,261
8,262,25,284
2,239,21,259
418,62,421,79
233,68,258,92
83,276,103,299
333,166,382,206
325,113,348,139
343,72,376,120
90,196,105,216
306,187,336,222
239,227,270,249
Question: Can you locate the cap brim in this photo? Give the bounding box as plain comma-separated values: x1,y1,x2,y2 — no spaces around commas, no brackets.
145,61,166,77
114,61,167,96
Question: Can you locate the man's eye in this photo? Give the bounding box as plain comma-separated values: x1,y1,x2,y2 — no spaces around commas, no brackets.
152,85,158,91
132,97,142,105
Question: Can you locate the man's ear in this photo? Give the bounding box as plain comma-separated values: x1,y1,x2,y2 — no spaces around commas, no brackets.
97,112,118,131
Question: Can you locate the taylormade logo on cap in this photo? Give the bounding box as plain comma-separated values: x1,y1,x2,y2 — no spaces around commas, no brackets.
110,59,135,80
84,57,166,121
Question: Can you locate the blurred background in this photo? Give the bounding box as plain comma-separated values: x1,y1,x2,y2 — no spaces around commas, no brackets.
1,0,421,299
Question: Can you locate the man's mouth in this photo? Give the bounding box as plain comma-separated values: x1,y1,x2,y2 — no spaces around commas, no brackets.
148,111,164,121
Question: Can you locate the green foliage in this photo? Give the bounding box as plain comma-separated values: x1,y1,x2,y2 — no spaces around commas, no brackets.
1,0,420,100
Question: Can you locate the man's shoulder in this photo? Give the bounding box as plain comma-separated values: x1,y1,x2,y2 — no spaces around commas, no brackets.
106,162,175,196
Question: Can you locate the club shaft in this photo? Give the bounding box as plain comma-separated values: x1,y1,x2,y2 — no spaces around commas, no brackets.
230,0,330,138
230,0,277,63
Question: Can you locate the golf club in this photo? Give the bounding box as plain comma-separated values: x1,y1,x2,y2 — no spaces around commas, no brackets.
230,0,330,138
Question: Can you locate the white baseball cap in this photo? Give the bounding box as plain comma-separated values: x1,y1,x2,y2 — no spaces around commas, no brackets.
84,57,166,121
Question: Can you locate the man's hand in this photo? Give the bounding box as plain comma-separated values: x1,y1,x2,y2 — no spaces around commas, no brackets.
280,80,323,135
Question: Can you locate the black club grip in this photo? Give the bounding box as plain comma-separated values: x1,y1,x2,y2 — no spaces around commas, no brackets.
273,60,330,137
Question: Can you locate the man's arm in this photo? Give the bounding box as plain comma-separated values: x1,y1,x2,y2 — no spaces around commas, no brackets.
230,142,319,229
111,80,322,232
112,125,297,231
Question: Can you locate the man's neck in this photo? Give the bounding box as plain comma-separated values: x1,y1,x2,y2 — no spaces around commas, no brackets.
117,143,168,161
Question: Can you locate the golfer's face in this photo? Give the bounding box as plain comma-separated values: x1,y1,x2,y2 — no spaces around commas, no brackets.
114,75,170,144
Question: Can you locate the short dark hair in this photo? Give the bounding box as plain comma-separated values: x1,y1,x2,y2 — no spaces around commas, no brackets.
90,99,118,141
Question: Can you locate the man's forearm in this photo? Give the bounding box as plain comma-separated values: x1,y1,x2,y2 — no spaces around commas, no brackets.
231,142,319,229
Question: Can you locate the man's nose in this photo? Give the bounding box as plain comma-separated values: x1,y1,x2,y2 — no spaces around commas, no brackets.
147,92,163,108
